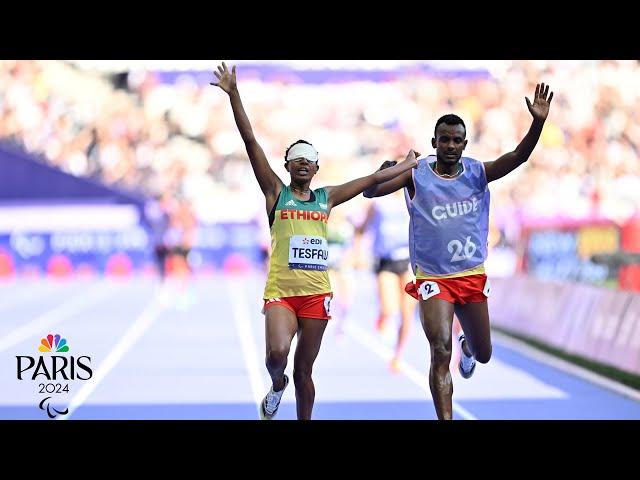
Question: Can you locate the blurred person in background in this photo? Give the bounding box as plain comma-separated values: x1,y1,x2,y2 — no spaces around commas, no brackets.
211,62,421,420
144,193,172,281
326,209,356,337
166,197,197,277
355,175,415,372
364,83,554,420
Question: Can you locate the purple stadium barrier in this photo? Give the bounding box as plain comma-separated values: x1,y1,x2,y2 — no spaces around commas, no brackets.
490,276,640,375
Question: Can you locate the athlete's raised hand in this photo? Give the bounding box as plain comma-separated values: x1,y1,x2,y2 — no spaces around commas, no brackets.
379,150,421,171
398,149,420,169
210,62,236,95
525,83,553,122
211,62,284,207
484,83,555,183
378,160,398,171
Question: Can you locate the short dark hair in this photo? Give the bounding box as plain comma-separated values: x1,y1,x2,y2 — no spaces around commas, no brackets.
284,139,315,162
434,114,466,137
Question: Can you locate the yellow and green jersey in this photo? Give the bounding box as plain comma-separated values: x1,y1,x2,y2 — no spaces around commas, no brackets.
264,186,332,298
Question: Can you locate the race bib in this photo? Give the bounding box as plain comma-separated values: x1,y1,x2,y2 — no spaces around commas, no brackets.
288,235,329,271
483,277,491,297
418,281,440,300
324,296,332,315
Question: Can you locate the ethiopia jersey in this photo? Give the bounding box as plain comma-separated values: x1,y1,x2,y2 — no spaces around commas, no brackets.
264,186,332,298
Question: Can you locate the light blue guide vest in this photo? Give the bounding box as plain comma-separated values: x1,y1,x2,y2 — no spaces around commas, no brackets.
404,155,490,275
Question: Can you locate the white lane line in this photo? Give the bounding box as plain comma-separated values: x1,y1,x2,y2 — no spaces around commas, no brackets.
227,279,266,418
344,322,477,420
61,283,171,419
0,283,118,353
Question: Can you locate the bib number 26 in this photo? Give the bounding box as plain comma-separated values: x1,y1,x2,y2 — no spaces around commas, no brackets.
448,236,477,263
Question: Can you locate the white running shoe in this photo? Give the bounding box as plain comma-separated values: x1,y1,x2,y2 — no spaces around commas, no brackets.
457,332,476,379
259,375,289,420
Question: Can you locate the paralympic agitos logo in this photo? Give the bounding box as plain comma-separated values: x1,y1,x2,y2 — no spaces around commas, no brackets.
16,334,93,418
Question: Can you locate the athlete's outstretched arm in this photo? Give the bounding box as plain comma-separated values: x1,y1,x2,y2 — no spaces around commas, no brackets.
362,159,415,198
326,150,419,209
211,62,284,202
484,83,554,183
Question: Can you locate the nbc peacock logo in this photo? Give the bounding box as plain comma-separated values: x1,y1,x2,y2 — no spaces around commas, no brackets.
38,334,69,353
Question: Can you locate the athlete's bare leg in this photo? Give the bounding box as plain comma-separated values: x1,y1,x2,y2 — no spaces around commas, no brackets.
293,317,328,420
419,297,455,420
453,301,492,363
377,271,399,332
265,305,298,391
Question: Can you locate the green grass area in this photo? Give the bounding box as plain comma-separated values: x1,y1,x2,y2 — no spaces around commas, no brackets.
493,326,640,391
